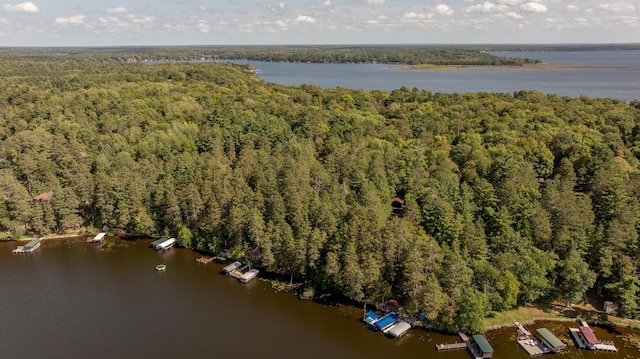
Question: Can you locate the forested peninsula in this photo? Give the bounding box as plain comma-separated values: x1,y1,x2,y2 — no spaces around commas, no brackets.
2,46,542,66
1,50,639,333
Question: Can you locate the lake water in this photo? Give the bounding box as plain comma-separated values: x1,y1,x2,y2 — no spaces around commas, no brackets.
1,238,639,358
241,51,640,101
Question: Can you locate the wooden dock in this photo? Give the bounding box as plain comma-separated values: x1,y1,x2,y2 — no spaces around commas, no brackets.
436,342,467,351
594,341,618,352
196,256,215,264
458,332,483,359
569,328,587,349
514,321,547,356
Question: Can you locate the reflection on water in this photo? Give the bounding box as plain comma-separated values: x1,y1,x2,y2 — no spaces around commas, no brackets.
0,238,638,359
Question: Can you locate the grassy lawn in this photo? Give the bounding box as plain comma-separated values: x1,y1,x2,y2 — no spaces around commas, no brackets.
484,301,640,329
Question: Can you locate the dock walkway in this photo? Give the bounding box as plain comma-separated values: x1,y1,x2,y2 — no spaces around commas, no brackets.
514,321,547,357
436,342,467,351
569,328,586,349
196,256,214,264
458,332,483,359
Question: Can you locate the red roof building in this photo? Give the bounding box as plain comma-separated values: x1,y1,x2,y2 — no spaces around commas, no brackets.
579,326,599,345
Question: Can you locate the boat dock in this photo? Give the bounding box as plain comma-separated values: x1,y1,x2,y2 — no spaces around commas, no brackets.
239,268,259,283
150,237,176,251
458,332,484,359
436,331,487,358
536,328,566,352
594,341,618,352
12,238,42,253
223,261,243,274
196,256,215,264
383,320,411,338
514,321,547,356
569,328,587,349
372,312,399,332
229,263,251,279
436,342,468,351
570,320,618,352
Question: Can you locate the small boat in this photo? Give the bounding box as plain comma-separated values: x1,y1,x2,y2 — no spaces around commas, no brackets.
156,264,166,271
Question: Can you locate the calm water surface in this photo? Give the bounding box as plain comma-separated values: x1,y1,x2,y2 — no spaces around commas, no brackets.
243,51,640,101
1,238,638,358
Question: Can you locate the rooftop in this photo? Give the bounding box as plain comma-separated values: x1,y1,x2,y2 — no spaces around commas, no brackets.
472,334,494,354
536,328,566,350
579,326,599,345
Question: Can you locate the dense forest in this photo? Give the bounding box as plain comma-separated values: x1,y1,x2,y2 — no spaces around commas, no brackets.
1,50,639,333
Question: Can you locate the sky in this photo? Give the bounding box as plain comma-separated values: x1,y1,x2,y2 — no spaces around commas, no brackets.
0,0,638,46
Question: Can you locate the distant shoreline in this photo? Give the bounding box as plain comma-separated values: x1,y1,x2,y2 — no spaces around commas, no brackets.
394,63,639,71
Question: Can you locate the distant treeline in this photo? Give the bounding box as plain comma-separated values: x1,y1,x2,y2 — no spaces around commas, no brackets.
1,52,639,333
471,43,640,52
0,46,542,66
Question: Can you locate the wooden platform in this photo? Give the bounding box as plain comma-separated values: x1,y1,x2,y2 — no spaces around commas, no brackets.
594,341,618,352
196,256,215,264
458,332,483,359
513,321,547,356
436,342,467,351
569,328,587,349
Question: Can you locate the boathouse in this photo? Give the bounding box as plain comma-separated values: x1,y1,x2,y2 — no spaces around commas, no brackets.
151,237,177,251
536,328,567,352
13,238,42,253
472,334,494,358
578,325,599,349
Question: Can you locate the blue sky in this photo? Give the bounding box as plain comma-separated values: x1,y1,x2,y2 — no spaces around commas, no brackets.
0,0,638,46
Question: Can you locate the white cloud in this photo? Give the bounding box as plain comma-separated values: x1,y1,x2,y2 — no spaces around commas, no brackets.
403,11,433,20
467,1,501,13
2,1,39,13
276,20,287,28
567,5,579,12
360,0,385,5
506,11,524,19
0,17,9,24
295,15,316,23
198,22,209,33
497,0,525,5
521,2,548,13
106,7,128,14
599,3,636,13
278,2,285,9
55,15,85,25
322,0,332,7
436,4,453,15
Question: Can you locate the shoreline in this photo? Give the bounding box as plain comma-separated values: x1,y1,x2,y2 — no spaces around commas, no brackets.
394,63,640,72
8,233,640,333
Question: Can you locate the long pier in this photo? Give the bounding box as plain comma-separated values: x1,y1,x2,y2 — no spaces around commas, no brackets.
436,342,467,351
435,332,482,358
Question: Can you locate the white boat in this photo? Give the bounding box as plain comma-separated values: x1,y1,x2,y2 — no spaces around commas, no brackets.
223,261,243,274
87,232,106,243
239,268,259,283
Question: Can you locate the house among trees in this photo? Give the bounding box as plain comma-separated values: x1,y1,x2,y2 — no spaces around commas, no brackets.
603,301,618,315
